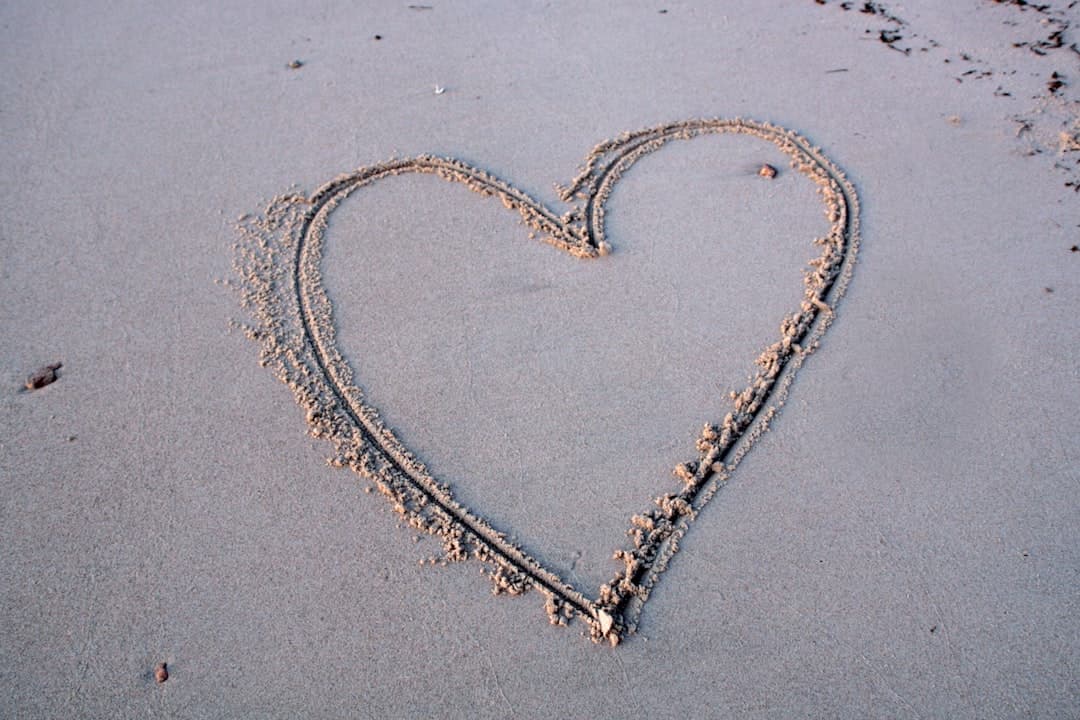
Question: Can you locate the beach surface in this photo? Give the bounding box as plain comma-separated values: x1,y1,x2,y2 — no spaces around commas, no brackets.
2,1,1078,717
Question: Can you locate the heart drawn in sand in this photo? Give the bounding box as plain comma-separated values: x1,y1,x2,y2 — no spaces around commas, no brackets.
234,119,859,645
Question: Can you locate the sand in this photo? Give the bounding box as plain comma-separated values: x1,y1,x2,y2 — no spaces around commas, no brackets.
2,0,1078,717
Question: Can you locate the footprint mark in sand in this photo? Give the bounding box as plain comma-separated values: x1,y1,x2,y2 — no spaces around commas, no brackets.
234,118,860,645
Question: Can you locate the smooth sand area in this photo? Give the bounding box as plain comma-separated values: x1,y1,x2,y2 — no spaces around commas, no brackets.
2,1,1078,717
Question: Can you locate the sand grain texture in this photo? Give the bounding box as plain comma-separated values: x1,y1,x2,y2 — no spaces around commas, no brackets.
1,1,1078,717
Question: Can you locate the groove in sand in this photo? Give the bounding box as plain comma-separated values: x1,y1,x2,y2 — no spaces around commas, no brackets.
232,118,860,645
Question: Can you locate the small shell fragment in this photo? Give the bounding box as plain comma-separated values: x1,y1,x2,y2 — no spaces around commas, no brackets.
597,609,614,636
758,163,778,179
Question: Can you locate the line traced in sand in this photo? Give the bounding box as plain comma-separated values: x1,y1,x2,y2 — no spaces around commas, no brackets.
232,118,861,645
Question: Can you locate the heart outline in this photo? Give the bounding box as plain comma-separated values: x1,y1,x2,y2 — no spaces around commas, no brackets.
234,118,860,645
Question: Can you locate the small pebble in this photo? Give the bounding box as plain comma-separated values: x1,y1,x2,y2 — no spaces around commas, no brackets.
25,362,62,390
154,662,169,684
759,164,777,179
288,59,303,69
